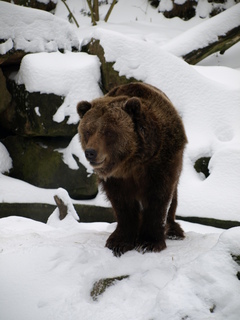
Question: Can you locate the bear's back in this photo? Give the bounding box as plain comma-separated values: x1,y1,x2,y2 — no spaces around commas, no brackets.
107,82,168,105
107,82,187,149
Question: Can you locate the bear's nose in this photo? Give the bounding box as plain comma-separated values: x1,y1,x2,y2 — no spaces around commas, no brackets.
85,148,97,162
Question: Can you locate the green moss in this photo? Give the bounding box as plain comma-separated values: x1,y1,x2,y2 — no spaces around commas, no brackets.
82,39,137,93
1,136,98,199
90,275,129,301
7,80,77,137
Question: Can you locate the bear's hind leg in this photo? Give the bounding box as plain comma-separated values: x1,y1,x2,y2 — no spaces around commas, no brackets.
136,194,168,253
166,188,185,240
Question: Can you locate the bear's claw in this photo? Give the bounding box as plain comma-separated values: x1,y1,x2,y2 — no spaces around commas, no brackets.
136,240,167,254
105,237,135,257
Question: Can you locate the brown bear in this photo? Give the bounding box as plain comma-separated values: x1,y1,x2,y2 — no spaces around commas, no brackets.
77,82,187,257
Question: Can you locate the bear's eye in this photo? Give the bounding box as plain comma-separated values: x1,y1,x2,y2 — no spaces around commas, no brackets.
104,130,115,138
105,130,111,136
85,130,91,140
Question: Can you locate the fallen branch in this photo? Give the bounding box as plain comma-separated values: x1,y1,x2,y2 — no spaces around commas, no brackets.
162,3,240,65
183,25,240,64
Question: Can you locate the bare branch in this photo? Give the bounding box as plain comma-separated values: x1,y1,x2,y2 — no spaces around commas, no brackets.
104,0,117,22
61,0,79,28
86,0,97,25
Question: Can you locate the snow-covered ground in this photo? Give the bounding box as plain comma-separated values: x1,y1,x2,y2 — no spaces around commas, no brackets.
1,1,240,319
0,209,240,320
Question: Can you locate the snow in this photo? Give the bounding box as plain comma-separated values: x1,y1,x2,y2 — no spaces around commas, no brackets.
88,27,240,222
13,51,102,124
162,3,240,58
0,173,108,207
159,0,174,12
1,1,240,318
0,39,13,55
57,134,94,173
193,65,240,89
0,144,12,174
0,1,79,54
47,188,80,227
0,214,239,320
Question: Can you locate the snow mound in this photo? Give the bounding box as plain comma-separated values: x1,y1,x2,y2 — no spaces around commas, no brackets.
0,216,239,319
12,51,102,124
193,65,240,90
93,28,240,222
0,2,79,54
47,188,79,228
0,174,57,204
0,143,12,174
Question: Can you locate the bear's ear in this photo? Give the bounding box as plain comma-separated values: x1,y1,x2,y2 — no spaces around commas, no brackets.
123,97,141,119
77,101,92,118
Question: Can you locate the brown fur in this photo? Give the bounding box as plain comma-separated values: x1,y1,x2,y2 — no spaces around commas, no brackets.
77,82,187,256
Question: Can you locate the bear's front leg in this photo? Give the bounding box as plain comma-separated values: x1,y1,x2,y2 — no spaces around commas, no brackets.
105,200,140,257
106,227,136,257
137,219,167,253
102,178,140,257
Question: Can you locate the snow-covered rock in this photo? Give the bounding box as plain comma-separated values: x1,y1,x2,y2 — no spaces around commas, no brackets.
1,135,98,200
12,51,102,125
0,2,79,64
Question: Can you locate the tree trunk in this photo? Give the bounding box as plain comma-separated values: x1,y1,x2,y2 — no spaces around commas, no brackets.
86,0,97,25
93,0,99,22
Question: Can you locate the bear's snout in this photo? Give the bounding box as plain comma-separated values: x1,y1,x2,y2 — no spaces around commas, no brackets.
85,148,97,162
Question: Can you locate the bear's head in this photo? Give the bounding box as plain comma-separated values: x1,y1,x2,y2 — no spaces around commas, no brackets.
77,96,142,179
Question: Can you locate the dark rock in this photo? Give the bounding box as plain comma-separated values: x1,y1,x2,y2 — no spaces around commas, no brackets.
161,0,197,21
194,157,211,178
152,0,236,20
0,202,115,223
4,80,77,137
0,49,27,67
0,68,11,114
1,0,57,12
0,99,17,138
0,200,239,229
1,135,98,200
232,255,240,280
232,254,240,266
82,39,137,93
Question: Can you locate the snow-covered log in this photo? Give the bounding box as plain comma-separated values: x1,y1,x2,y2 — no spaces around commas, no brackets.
162,3,240,64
